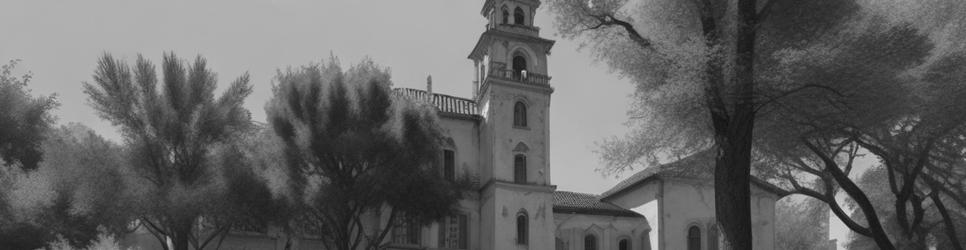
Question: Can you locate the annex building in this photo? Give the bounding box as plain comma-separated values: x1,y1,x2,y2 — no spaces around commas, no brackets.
122,0,782,249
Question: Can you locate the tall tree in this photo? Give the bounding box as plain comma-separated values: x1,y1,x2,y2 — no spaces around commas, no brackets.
266,58,466,250
548,0,863,247
0,59,57,170
83,52,256,250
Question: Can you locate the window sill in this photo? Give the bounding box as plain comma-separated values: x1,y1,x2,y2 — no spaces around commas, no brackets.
513,125,530,130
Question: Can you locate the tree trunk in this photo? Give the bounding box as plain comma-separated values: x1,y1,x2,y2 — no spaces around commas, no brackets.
713,0,757,249
932,191,964,250
171,219,192,250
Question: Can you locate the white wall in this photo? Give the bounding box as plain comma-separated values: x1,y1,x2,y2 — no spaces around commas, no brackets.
553,213,650,250
603,178,779,250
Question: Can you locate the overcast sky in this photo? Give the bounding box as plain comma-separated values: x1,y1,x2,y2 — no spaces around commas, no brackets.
0,0,639,195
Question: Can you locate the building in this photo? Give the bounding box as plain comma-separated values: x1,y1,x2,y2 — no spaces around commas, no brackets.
122,0,783,249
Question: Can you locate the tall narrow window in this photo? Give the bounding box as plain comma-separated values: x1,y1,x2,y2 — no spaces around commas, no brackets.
516,212,528,245
438,214,468,249
501,6,509,24
619,238,630,250
514,7,526,25
513,101,527,127
514,155,527,183
687,226,701,250
584,234,597,250
392,214,421,245
443,149,455,180
512,55,527,80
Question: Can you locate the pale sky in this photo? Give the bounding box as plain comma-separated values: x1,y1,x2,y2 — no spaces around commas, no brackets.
0,0,635,195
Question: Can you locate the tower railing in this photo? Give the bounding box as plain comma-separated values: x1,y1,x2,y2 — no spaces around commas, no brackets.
485,62,551,86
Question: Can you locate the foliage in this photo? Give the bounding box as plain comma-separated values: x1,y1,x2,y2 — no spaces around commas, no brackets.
547,0,874,248
266,57,467,250
775,197,833,250
0,59,58,171
83,52,260,250
0,124,130,249
845,166,966,249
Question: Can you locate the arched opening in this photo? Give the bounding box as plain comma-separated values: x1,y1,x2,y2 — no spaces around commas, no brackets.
514,7,526,25
516,212,528,245
501,6,509,24
619,238,630,250
512,54,527,80
687,226,701,250
514,155,527,183
513,101,527,127
584,234,597,250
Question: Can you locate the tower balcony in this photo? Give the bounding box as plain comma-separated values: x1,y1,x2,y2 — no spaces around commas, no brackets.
486,23,540,37
485,62,551,86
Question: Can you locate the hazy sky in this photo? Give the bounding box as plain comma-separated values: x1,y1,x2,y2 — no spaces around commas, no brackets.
0,0,637,195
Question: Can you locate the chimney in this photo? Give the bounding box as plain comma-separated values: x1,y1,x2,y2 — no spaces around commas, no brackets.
426,75,433,102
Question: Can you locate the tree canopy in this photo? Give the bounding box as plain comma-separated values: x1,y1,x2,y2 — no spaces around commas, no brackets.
266,58,467,250
548,0,966,248
83,52,262,250
0,59,58,171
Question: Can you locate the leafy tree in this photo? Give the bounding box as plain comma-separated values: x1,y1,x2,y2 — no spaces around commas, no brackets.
759,27,966,248
775,197,832,250
546,0,878,248
845,166,966,249
0,124,130,249
266,58,466,250
83,52,259,250
0,59,57,170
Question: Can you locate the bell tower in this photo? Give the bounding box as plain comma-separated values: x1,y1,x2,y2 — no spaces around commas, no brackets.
469,0,556,249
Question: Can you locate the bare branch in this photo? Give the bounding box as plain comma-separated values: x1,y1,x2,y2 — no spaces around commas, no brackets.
586,13,654,50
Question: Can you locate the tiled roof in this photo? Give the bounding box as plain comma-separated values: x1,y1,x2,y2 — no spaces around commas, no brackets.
394,88,480,120
599,150,788,199
553,191,642,217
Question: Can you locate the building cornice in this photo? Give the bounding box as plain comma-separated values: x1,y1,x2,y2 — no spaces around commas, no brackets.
478,179,556,194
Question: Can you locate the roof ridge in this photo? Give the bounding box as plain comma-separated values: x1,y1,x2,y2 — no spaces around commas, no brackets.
394,87,476,103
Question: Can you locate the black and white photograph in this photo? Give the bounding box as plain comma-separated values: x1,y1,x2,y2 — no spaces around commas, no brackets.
2,0,965,249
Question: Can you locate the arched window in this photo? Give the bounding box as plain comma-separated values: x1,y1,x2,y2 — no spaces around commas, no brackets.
584,234,597,250
513,101,527,127
619,238,630,250
512,54,527,80
687,226,701,250
514,155,527,183
501,6,509,24
516,212,528,245
514,7,526,25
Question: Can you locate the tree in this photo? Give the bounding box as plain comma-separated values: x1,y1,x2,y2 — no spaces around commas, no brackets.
548,0,867,248
266,58,466,250
775,197,831,250
756,25,966,248
83,52,260,250
0,123,131,249
845,165,966,249
0,59,57,170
